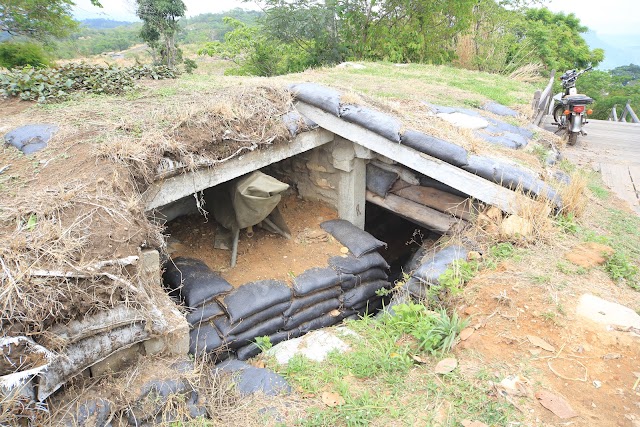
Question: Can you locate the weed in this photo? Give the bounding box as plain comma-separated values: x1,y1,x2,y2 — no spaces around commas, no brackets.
531,144,549,165
605,252,639,288
489,242,516,260
436,259,478,296
253,336,272,352
540,311,556,322
530,274,551,285
588,183,609,200
556,212,578,234
558,159,576,174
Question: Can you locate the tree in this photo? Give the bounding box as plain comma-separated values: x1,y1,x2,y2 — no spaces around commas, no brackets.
0,0,101,40
136,0,186,68
515,8,604,71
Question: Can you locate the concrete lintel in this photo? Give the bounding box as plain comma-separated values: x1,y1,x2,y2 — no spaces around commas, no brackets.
332,137,356,172
337,157,366,229
144,128,334,211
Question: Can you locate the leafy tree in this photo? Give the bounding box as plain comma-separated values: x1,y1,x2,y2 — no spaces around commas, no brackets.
0,0,101,40
136,0,186,68
515,8,604,71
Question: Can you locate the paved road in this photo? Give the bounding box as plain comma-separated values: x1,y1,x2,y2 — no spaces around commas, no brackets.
542,117,640,214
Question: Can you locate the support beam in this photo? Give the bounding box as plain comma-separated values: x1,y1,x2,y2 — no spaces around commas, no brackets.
144,128,334,211
338,157,366,229
366,191,461,234
295,102,520,214
393,185,475,221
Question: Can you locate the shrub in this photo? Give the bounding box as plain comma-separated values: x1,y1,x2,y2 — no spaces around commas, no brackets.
0,42,50,69
0,63,176,102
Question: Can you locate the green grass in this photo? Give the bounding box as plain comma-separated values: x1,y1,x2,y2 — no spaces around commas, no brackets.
274,311,514,427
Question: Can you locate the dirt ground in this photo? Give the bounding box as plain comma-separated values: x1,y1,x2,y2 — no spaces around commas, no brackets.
166,195,345,286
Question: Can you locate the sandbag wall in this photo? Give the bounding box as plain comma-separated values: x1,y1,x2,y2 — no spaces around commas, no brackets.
163,219,392,361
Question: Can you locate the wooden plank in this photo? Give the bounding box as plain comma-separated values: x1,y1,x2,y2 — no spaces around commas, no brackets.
393,185,474,221
295,102,520,214
144,128,334,210
599,163,639,210
366,191,461,234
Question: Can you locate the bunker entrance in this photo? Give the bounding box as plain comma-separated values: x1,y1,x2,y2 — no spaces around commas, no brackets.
364,203,441,285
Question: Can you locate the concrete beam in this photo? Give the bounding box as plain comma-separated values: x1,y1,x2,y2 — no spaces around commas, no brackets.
336,147,366,229
144,128,334,211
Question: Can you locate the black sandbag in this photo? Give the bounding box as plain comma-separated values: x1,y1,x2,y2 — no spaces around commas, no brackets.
283,287,342,316
342,280,390,308
418,175,469,198
483,101,519,117
339,104,402,142
411,245,468,286
403,246,428,275
216,360,291,396
222,279,291,323
321,219,387,258
186,302,225,326
340,268,388,290
289,83,341,116
353,296,384,316
281,110,317,136
329,251,390,275
64,398,113,427
226,316,285,350
284,298,341,331
236,330,292,361
366,163,399,198
292,267,342,296
476,132,524,149
401,130,469,167
213,301,291,336
462,155,560,205
189,323,223,356
163,257,233,308
296,312,343,335
128,379,196,425
405,276,431,300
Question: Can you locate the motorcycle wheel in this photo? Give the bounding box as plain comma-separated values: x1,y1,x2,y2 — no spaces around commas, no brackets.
568,131,578,146
553,104,564,124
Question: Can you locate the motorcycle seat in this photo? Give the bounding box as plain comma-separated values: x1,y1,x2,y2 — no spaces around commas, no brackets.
563,94,593,105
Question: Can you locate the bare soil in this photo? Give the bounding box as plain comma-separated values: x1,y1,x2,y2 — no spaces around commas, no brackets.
166,195,344,286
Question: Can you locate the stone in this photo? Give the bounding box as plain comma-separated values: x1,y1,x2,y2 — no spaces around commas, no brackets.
216,359,291,396
4,124,58,154
436,112,489,130
266,328,354,364
500,215,532,239
576,294,640,331
90,343,142,377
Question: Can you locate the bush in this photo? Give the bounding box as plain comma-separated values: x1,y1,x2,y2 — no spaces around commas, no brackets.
0,42,50,69
0,63,176,102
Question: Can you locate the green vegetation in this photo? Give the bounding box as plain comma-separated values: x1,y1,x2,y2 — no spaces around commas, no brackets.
578,64,640,121
136,0,186,68
0,63,175,102
272,311,511,426
436,259,478,297
0,42,50,69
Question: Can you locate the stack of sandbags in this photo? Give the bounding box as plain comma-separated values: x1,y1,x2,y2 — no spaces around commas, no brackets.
163,257,233,358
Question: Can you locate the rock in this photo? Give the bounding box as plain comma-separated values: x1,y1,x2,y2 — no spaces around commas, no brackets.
565,242,614,268
436,112,489,130
216,359,291,396
576,294,640,330
434,358,458,374
4,124,58,154
266,328,353,364
500,215,532,240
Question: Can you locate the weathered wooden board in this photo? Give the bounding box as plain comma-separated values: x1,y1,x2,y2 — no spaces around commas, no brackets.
296,102,520,214
393,185,474,221
365,191,461,233
599,163,639,210
144,128,334,211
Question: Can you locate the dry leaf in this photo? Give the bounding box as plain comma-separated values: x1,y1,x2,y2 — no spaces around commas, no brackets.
250,359,265,369
340,247,349,254
459,328,475,341
435,358,458,374
461,420,489,427
329,309,341,317
536,390,579,419
411,354,426,364
321,391,345,407
527,335,555,352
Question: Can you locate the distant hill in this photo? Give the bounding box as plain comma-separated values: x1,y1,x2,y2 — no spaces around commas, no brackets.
80,18,137,30
584,30,640,70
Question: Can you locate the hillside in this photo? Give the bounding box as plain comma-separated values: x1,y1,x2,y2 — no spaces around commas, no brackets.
1,61,639,426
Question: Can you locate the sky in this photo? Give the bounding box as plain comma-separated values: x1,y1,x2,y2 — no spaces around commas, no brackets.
73,0,640,36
